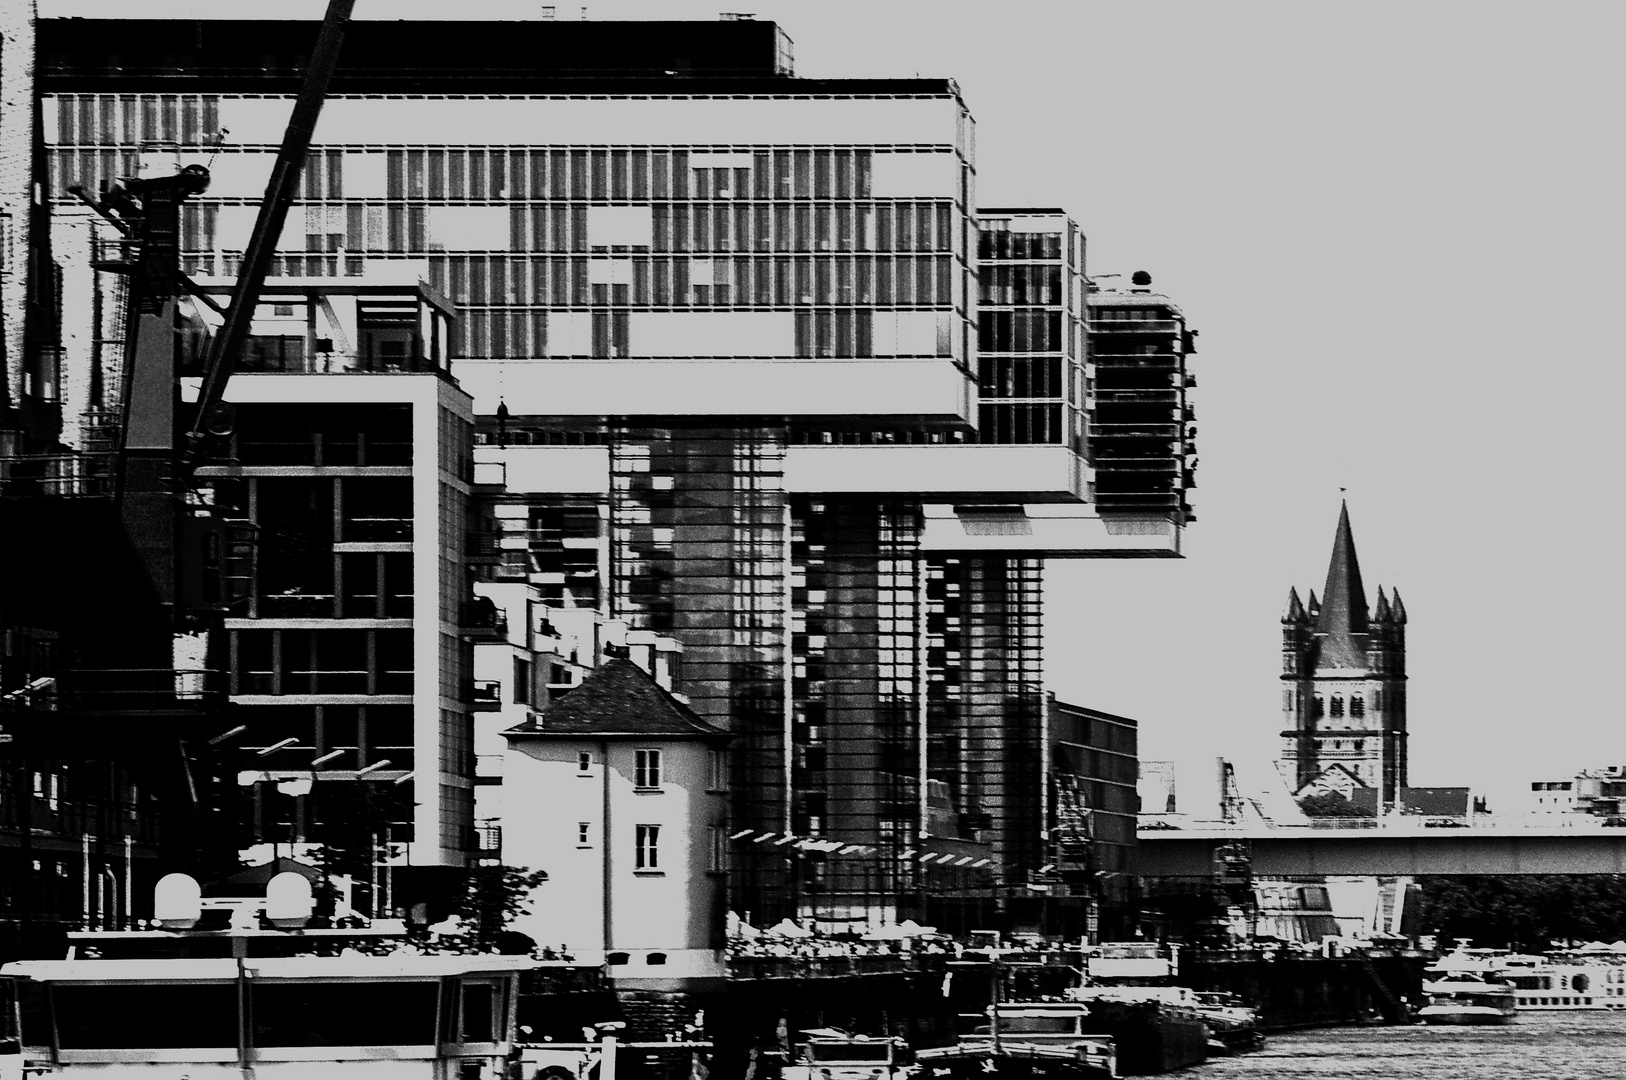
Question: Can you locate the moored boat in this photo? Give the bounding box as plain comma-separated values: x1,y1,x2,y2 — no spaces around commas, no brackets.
781,1028,911,1080
0,871,538,1079
1419,953,1517,1026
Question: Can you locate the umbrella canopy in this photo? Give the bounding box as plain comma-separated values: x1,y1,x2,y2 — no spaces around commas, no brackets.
766,918,813,938
863,924,908,941
896,919,939,937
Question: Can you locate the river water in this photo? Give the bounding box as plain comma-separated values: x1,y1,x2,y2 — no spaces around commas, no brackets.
1191,1012,1626,1079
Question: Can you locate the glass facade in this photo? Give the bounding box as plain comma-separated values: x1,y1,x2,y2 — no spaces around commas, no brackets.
975,214,1087,450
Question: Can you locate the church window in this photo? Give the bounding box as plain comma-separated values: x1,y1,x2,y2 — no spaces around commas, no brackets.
1312,695,1324,719
1373,689,1383,710
1330,695,1344,718
1350,694,1365,718
1355,740,1364,752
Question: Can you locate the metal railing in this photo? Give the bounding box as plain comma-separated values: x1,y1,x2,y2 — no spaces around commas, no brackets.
0,454,118,498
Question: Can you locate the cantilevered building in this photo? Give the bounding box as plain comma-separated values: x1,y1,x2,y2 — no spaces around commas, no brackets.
39,15,1199,928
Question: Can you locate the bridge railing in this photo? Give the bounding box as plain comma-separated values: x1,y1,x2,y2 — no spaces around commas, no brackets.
1141,813,1626,833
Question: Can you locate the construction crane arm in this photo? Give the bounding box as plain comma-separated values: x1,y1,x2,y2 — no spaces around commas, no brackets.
179,0,355,470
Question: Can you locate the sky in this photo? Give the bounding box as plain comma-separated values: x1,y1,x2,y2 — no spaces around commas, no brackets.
44,1,1626,813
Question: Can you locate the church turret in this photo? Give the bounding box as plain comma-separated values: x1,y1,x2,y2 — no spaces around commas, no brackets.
1283,586,1306,623
1373,585,1391,623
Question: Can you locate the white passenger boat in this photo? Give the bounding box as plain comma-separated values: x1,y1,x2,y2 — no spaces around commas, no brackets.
1496,952,1615,1011
1418,953,1517,1025
0,871,537,1080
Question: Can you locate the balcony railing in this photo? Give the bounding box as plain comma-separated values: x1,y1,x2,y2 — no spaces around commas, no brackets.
1,668,225,716
461,601,509,640
0,453,118,498
470,679,503,711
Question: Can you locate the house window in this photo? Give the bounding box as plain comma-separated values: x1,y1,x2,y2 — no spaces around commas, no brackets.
635,749,662,789
635,824,660,870
709,825,729,872
578,752,592,774
577,822,591,847
513,656,532,706
708,749,728,791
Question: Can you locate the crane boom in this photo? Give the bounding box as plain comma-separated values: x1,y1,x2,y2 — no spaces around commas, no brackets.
181,0,355,470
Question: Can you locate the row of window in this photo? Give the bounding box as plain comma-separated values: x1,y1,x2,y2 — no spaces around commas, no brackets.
1093,307,1175,322
54,93,221,147
977,231,1065,262
159,198,962,262
1287,689,1380,719
977,355,1071,400
979,264,1068,306
978,309,1068,353
378,147,894,203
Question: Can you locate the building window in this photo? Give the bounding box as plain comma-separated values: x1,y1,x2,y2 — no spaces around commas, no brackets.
635,824,660,871
708,749,727,791
1312,695,1325,719
513,656,532,706
578,752,592,774
577,822,591,847
709,825,729,873
606,952,630,966
635,749,662,789
1350,694,1365,718
1330,696,1344,718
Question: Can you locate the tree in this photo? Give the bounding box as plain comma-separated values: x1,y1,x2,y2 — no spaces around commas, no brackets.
440,864,550,952
1416,875,1626,949
1297,791,1374,818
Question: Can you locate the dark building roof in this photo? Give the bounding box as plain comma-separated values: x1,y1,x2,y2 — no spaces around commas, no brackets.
39,19,958,99
505,658,727,741
1313,501,1370,668
41,18,788,89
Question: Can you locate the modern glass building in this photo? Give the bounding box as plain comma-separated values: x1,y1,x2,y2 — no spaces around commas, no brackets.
39,16,1197,928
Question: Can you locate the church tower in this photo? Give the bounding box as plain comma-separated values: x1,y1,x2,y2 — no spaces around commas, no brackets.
1280,503,1408,807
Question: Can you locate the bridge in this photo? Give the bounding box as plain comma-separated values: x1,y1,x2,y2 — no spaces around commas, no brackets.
1129,817,1626,877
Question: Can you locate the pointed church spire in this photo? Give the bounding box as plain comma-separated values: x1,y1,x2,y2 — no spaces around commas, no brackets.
1307,589,1320,617
1373,585,1391,622
1390,587,1407,625
1283,587,1306,623
1314,501,1370,666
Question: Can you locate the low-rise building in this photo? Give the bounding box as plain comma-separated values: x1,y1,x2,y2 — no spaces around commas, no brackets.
502,656,729,984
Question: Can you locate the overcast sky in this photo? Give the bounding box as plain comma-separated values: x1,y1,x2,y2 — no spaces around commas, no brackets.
45,1,1626,812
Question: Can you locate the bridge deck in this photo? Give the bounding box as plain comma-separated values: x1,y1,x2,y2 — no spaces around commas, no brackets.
1133,820,1626,876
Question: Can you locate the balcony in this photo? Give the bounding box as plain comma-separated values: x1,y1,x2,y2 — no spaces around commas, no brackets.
461,599,509,642
466,531,503,564
470,679,503,711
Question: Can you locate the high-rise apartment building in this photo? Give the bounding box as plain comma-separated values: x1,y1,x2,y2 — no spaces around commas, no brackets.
39,16,1198,929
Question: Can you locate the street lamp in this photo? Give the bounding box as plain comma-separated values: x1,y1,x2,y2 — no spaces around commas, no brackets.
256,737,298,757
356,759,392,777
